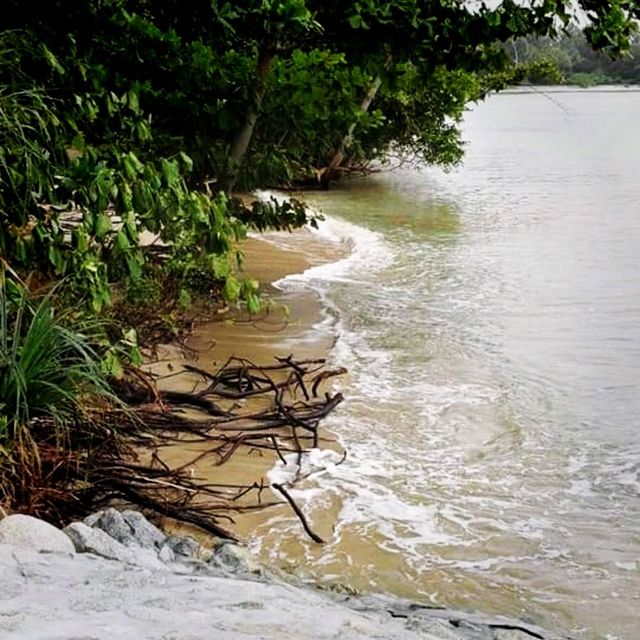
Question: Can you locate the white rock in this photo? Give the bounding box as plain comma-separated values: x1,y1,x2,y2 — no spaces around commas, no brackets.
83,510,104,527
494,631,539,640
164,535,200,558
213,543,263,575
0,541,562,640
64,522,137,563
121,510,166,549
0,514,75,554
92,508,136,546
64,522,165,570
158,544,176,564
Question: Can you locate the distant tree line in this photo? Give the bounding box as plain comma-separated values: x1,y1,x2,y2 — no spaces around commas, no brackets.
509,28,640,86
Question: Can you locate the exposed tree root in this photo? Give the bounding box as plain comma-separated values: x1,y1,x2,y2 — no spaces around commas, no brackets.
1,356,344,545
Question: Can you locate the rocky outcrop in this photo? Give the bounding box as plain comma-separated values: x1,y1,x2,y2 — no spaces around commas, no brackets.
121,509,166,548
0,511,571,640
63,521,160,568
0,542,458,640
161,533,200,558
82,507,166,549
211,541,265,575
65,509,199,569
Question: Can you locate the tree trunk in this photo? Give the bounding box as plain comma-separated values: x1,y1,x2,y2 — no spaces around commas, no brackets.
221,46,275,193
319,75,383,190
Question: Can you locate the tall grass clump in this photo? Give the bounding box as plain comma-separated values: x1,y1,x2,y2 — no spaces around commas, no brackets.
0,271,122,517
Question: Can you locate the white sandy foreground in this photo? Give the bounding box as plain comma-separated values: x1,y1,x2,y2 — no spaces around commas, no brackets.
0,543,460,640
0,513,562,640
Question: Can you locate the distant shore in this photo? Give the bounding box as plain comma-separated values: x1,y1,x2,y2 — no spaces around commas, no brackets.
501,84,640,94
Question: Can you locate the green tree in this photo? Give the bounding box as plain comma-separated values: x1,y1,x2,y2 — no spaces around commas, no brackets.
1,0,638,302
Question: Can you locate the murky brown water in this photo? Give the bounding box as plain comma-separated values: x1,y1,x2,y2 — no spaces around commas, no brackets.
227,90,640,640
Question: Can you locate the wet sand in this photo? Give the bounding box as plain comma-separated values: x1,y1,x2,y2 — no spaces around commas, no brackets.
190,232,340,365
145,228,347,542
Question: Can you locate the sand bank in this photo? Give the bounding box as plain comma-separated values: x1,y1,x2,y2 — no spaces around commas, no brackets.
142,228,347,543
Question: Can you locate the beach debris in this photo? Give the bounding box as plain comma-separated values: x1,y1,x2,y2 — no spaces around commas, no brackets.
272,483,324,544
29,356,344,544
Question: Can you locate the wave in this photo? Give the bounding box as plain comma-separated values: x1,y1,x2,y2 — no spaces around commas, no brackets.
268,206,394,290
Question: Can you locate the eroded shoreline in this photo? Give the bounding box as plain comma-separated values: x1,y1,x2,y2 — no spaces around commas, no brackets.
0,227,572,640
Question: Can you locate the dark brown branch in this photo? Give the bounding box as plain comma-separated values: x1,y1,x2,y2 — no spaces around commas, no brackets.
272,483,325,544
16,355,346,545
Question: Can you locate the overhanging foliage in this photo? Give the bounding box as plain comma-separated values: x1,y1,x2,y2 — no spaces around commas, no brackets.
1,0,637,305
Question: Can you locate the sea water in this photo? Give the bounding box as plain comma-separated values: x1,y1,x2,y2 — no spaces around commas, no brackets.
255,88,640,639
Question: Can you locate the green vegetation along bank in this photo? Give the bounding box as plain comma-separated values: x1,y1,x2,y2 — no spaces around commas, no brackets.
1,0,639,530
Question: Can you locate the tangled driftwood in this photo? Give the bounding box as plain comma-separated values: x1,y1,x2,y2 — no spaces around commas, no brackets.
99,356,346,542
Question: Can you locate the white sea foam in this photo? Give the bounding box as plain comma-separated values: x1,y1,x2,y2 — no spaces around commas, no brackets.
272,210,394,290
254,190,638,601
245,100,640,640
256,190,398,396
266,448,345,488
614,461,640,493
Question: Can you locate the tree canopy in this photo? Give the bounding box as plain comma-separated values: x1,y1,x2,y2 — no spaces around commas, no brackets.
1,0,638,308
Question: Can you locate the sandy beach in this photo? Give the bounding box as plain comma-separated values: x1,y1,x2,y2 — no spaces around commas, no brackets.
142,226,347,544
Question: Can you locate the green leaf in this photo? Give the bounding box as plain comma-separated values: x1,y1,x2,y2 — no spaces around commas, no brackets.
122,328,137,346
115,230,130,251
41,45,65,75
95,213,112,239
72,228,89,253
486,12,501,27
123,156,137,179
15,238,27,262
210,255,230,279
223,275,241,302
129,345,143,367
101,351,123,379
123,152,144,179
126,255,142,281
246,293,260,315
507,16,519,33
135,120,151,142
127,90,140,114
179,152,193,172
178,288,192,309
48,245,65,272
161,159,180,186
